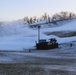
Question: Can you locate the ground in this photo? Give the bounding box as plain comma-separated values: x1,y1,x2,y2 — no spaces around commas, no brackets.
0,42,76,75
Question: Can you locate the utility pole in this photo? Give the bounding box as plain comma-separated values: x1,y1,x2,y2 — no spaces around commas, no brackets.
38,25,41,43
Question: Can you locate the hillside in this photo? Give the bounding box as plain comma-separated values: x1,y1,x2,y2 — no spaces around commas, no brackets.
0,19,76,50
0,19,76,73
40,19,76,37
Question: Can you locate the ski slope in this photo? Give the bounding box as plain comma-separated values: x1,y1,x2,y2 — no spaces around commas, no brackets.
41,19,76,33
0,19,76,50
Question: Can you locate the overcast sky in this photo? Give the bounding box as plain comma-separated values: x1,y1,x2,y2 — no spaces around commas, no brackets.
0,0,76,21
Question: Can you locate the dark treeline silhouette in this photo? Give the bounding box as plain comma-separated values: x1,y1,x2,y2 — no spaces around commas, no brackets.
23,11,76,24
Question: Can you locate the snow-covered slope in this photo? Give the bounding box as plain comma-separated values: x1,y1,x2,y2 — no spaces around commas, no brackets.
0,19,76,50
30,19,73,28
41,19,76,33
0,20,50,50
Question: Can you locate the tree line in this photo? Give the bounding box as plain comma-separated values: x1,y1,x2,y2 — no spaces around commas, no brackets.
23,11,76,24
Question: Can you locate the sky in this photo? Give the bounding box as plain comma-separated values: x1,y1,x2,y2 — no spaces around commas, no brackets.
0,0,76,21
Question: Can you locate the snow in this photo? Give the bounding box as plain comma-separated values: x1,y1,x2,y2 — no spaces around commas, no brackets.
57,36,76,43
0,56,13,63
0,35,35,51
0,19,76,51
30,19,51,26
41,19,76,33
0,19,76,73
